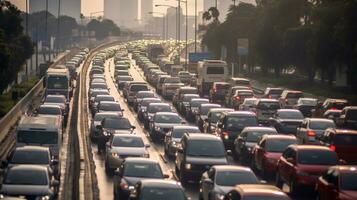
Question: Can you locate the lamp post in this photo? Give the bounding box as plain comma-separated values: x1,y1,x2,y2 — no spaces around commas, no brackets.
148,11,165,40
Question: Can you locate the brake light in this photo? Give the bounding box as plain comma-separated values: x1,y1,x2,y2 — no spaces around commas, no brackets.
268,95,272,99
222,132,229,140
120,183,129,190
285,98,288,104
235,96,240,100
307,131,316,137
330,107,337,110
330,144,336,151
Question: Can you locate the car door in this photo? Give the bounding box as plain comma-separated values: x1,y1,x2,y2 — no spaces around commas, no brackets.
202,168,215,200
319,169,339,200
278,148,294,182
176,139,186,171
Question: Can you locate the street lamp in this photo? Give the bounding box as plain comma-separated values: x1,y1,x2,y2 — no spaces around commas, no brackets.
148,11,165,40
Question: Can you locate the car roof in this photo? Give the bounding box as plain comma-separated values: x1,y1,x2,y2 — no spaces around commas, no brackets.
99,101,120,105
230,78,250,81
140,180,182,188
155,112,179,116
148,103,170,106
179,86,197,90
39,104,61,109
277,109,301,113
185,133,221,141
183,94,200,97
257,98,279,102
112,133,142,138
333,165,357,173
200,103,221,108
124,157,159,164
214,82,229,85
191,98,209,102
284,90,303,93
173,125,199,130
333,129,357,135
242,126,277,132
14,146,49,152
235,184,287,196
8,164,48,172
209,108,234,113
293,145,331,151
236,89,253,93
213,165,253,172
225,111,256,116
263,134,297,140
306,118,334,123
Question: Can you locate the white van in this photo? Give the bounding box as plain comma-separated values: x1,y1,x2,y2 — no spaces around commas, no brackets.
197,60,229,96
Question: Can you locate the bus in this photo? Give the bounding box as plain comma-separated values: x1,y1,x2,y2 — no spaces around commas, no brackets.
197,60,229,96
44,67,71,101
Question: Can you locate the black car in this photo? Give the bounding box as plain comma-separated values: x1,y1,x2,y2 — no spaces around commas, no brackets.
203,108,234,133
293,98,318,117
130,180,188,200
113,158,169,200
177,94,200,115
137,98,161,122
185,98,209,122
196,103,222,132
172,86,199,108
233,127,277,164
133,91,156,112
143,103,172,129
175,133,228,185
149,112,184,141
268,109,304,134
215,111,259,150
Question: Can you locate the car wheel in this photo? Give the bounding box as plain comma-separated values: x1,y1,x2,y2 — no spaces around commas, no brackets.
275,172,283,189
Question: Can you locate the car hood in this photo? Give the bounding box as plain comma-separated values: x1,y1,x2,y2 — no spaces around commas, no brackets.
186,156,228,165
111,147,147,155
1,184,52,196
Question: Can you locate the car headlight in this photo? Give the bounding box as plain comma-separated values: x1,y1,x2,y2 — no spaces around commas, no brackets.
172,141,177,146
111,152,118,157
185,163,192,170
148,116,152,120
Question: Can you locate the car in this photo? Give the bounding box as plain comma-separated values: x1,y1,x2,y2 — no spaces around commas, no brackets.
253,99,281,124
115,70,130,77
35,104,62,118
90,78,106,84
177,94,200,115
252,135,298,177
185,98,210,122
97,117,136,136
215,111,259,150
225,86,250,107
279,90,304,108
230,90,254,109
209,82,231,103
105,134,150,173
164,126,201,158
321,98,349,112
127,83,149,105
143,103,173,129
337,106,357,129
123,81,146,100
316,165,357,200
276,145,339,195
91,95,116,115
137,98,162,122
227,78,251,88
133,91,156,112
116,76,133,90
196,103,222,132
296,118,336,144
175,133,228,185
149,112,184,141
43,94,68,118
161,77,184,99
319,128,357,164
204,108,234,133
88,89,109,106
238,98,257,112
90,82,108,91
156,75,170,94
199,165,261,200
113,158,169,200
130,179,188,200
172,86,199,108
90,112,122,142
263,87,284,99
223,184,291,200
96,101,124,116
0,165,59,199
293,98,318,117
2,146,60,179
268,109,304,134
233,127,278,164
323,109,342,123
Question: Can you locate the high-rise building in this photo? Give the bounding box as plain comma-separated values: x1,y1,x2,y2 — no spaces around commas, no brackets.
29,0,81,21
141,0,153,23
104,0,139,28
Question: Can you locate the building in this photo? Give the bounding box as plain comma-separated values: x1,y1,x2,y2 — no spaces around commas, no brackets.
29,0,81,21
104,0,139,28
141,0,153,23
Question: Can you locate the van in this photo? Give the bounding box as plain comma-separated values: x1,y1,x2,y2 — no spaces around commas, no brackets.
16,116,62,160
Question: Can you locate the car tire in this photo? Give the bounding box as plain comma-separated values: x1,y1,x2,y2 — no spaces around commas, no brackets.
275,172,283,189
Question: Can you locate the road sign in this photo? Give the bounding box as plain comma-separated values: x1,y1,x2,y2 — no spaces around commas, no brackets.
188,52,214,63
237,38,249,56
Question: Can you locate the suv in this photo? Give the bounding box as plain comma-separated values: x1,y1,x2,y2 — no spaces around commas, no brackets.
279,90,304,108
127,83,149,105
296,118,336,144
209,82,231,103
338,106,357,129
253,99,281,124
175,133,228,185
161,77,184,99
156,75,170,94
215,111,258,150
319,128,357,164
225,86,250,107
263,87,283,99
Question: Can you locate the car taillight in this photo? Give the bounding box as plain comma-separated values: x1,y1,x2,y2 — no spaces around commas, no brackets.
120,183,129,190
330,107,337,110
307,131,316,137
222,132,229,140
268,95,272,99
235,96,240,100
330,144,336,151
285,98,288,104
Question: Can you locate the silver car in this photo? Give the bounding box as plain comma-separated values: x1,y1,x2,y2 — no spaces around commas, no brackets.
296,118,336,144
105,134,150,173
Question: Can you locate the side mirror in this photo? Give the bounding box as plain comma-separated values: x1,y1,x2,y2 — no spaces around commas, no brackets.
163,174,170,179
51,179,60,187
51,159,59,166
121,109,125,112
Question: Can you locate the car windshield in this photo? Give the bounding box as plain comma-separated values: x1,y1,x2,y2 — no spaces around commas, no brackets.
47,76,68,89
238,91,253,96
112,136,144,147
45,96,65,104
266,139,297,152
246,132,274,142
210,112,224,123
215,171,258,186
131,85,148,91
269,89,283,95
187,140,226,157
299,99,317,106
137,93,155,98
257,102,280,110
298,150,338,165
190,100,209,107
95,96,115,103
4,169,48,185
287,93,303,98
99,103,121,111
148,105,172,113
155,115,181,123
17,131,58,145
123,163,163,178
334,135,357,146
309,121,335,130
226,116,258,131
277,111,304,119
103,118,132,129
37,107,61,115
340,173,357,191
11,150,49,164
140,188,186,200
200,106,221,115
172,128,200,138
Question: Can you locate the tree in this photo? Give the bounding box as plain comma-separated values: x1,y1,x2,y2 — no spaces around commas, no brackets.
87,18,120,40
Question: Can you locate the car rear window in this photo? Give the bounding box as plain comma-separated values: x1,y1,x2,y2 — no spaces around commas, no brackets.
207,66,224,74
287,93,303,98
309,121,335,130
269,89,283,95
298,150,338,165
238,91,254,96
257,102,280,110
226,116,258,131
266,139,297,152
235,80,250,85
4,169,48,185
334,134,357,146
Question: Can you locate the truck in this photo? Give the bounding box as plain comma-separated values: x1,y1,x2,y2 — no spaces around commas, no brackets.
197,60,229,96
44,66,72,101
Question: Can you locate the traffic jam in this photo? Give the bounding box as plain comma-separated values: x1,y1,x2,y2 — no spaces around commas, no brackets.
0,39,356,200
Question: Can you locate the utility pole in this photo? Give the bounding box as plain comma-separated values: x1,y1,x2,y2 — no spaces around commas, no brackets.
56,0,61,56
185,1,188,66
45,0,49,62
177,0,181,63
194,0,197,52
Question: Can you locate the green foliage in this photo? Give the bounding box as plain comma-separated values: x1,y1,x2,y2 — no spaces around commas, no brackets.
87,18,120,40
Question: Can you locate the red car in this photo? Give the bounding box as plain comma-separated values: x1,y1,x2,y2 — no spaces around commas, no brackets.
316,165,357,200
253,134,298,177
276,145,339,195
319,129,357,164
